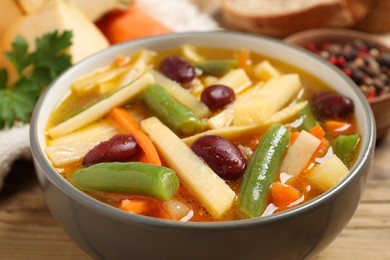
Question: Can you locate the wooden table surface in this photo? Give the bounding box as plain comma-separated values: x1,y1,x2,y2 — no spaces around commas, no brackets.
0,132,389,259
1,33,390,260
1,2,390,259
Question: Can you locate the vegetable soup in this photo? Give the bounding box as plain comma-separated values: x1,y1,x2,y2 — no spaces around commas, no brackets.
45,45,360,222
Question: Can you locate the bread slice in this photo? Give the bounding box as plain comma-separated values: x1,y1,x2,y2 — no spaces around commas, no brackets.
356,0,390,33
221,0,373,37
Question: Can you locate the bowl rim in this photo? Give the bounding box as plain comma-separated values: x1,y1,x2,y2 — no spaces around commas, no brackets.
30,31,376,230
284,28,390,47
284,27,390,103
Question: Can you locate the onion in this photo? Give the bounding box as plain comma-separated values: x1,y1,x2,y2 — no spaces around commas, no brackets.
162,199,193,222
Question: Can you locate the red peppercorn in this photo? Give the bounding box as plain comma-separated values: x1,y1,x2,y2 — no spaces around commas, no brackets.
328,56,338,65
305,40,390,99
342,68,353,77
305,43,317,52
365,91,376,99
337,56,346,67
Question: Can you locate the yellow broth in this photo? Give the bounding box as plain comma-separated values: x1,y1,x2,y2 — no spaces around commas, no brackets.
46,46,360,222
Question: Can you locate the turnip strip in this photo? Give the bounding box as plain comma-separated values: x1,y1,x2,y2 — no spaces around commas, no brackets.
71,65,130,93
215,68,252,94
46,129,118,167
116,49,155,87
234,74,301,125
47,73,154,139
48,119,116,146
181,44,204,63
150,70,210,118
253,60,281,81
141,117,236,219
207,105,235,129
308,155,349,191
280,130,321,178
183,124,267,147
183,101,307,146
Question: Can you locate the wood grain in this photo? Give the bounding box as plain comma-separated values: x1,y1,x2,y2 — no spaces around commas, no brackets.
0,133,389,259
1,1,389,257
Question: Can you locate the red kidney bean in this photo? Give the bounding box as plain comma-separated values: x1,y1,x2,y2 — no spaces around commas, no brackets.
201,84,235,111
83,135,139,167
191,135,247,180
160,56,195,85
312,92,354,119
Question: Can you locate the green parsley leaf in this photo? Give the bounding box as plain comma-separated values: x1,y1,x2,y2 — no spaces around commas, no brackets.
0,69,7,90
4,36,31,75
30,30,72,83
0,85,36,128
0,30,73,129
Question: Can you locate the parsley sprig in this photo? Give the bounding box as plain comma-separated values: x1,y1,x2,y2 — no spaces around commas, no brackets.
0,30,73,129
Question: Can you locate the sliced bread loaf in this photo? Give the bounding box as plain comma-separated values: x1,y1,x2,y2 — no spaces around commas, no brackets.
221,0,373,37
355,0,390,33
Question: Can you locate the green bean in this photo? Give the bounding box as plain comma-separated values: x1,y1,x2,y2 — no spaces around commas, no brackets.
334,134,360,166
238,124,290,218
298,102,318,131
143,84,206,135
195,59,238,76
70,162,179,200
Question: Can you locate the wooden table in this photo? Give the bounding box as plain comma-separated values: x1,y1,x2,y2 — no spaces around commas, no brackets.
0,132,389,259
1,1,389,258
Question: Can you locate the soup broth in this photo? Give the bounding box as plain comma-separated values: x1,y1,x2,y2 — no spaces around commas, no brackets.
45,46,360,222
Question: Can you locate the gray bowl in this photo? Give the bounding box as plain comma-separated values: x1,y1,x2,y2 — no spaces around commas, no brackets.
30,32,376,260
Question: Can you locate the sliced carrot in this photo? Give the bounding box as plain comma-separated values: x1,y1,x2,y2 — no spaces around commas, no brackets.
271,182,301,208
314,138,329,158
111,107,161,166
120,198,155,215
310,124,329,159
138,153,150,164
309,124,325,139
114,55,131,67
324,120,355,137
237,48,251,68
154,204,172,220
290,131,300,145
96,6,173,44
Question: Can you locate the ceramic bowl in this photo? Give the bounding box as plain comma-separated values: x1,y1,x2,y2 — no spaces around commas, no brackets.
285,28,390,140
30,32,376,260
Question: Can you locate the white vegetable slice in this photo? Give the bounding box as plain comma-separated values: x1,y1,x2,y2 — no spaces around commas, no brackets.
189,78,206,98
72,65,129,93
254,60,281,81
45,129,118,167
215,68,252,94
116,49,155,87
184,101,307,146
47,73,154,138
48,119,117,146
207,105,235,129
308,154,349,191
233,74,301,125
280,130,321,177
181,44,204,63
141,117,236,219
150,70,210,118
182,124,266,146
201,75,218,86
265,101,307,125
162,199,193,221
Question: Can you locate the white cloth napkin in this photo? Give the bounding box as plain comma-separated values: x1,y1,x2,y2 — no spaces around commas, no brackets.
0,0,219,190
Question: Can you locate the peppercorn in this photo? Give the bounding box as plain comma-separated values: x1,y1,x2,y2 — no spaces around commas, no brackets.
305,39,390,99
